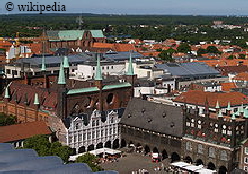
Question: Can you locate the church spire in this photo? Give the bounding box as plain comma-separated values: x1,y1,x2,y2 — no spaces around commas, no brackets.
41,54,46,71
63,55,69,68
58,61,66,85
33,93,39,105
218,110,223,118
215,100,220,109
94,53,102,81
4,86,10,99
127,51,134,75
227,101,231,111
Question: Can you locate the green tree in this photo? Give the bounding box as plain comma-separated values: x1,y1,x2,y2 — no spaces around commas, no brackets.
23,134,51,156
76,152,103,172
158,48,176,62
23,135,72,162
239,54,246,59
228,55,234,60
50,142,73,163
197,48,207,56
206,46,220,54
177,43,191,53
0,113,16,126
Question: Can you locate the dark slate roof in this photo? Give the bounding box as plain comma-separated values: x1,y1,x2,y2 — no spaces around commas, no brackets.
13,54,90,67
155,62,220,77
103,51,143,61
120,98,184,137
0,143,117,174
230,168,247,174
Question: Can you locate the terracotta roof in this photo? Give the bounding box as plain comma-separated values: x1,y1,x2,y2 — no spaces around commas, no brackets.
234,72,248,81
141,51,160,56
216,65,248,76
92,43,114,49
173,90,248,108
0,121,51,143
220,82,237,91
7,82,58,110
195,59,248,67
113,43,136,52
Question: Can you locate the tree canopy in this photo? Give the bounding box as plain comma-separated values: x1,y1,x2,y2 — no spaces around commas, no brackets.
158,48,176,62
0,113,16,126
76,152,103,172
206,46,220,54
23,134,73,162
177,43,191,53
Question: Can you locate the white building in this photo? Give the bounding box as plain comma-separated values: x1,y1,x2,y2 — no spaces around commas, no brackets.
65,109,123,153
74,62,126,80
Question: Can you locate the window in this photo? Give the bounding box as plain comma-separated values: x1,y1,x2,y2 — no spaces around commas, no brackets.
220,150,227,161
245,157,248,164
245,147,248,155
111,66,113,69
209,147,216,158
198,144,203,154
6,69,11,74
244,166,248,171
186,142,192,151
93,67,95,70
12,70,17,75
96,120,100,126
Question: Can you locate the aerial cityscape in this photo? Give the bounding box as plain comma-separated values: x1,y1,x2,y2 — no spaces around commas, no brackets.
2,1,248,174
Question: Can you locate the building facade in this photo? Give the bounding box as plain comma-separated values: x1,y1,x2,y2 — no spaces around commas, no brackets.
63,109,124,153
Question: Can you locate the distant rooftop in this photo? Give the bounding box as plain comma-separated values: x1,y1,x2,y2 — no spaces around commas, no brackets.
155,62,220,77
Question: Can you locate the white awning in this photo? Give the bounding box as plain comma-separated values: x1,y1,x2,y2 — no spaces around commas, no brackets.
171,161,191,168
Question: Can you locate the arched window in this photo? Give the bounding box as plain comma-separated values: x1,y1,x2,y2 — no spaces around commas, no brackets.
220,150,227,161
198,144,203,154
186,142,192,151
209,147,216,158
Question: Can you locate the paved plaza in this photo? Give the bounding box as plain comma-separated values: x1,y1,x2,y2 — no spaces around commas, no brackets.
100,151,171,174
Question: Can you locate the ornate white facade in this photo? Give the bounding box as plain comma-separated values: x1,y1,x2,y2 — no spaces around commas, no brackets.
66,109,124,153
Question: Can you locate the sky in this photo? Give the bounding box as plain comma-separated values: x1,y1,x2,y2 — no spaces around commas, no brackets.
1,0,248,15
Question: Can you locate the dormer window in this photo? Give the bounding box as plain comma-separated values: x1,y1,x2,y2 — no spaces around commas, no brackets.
128,113,131,118
162,112,166,118
148,118,152,122
141,108,146,113
170,122,175,128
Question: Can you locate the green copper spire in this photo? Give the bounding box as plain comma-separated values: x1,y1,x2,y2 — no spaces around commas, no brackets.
215,100,220,109
227,102,231,111
240,103,244,113
58,61,66,85
33,93,39,105
218,110,223,118
244,109,248,119
41,55,46,71
63,56,69,68
232,113,236,120
127,52,134,75
94,54,102,81
4,86,10,99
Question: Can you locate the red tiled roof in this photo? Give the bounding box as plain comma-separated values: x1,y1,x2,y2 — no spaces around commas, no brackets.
173,90,248,108
113,43,136,52
220,82,237,91
195,59,248,67
233,72,248,81
92,43,114,49
0,121,51,143
8,82,58,110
